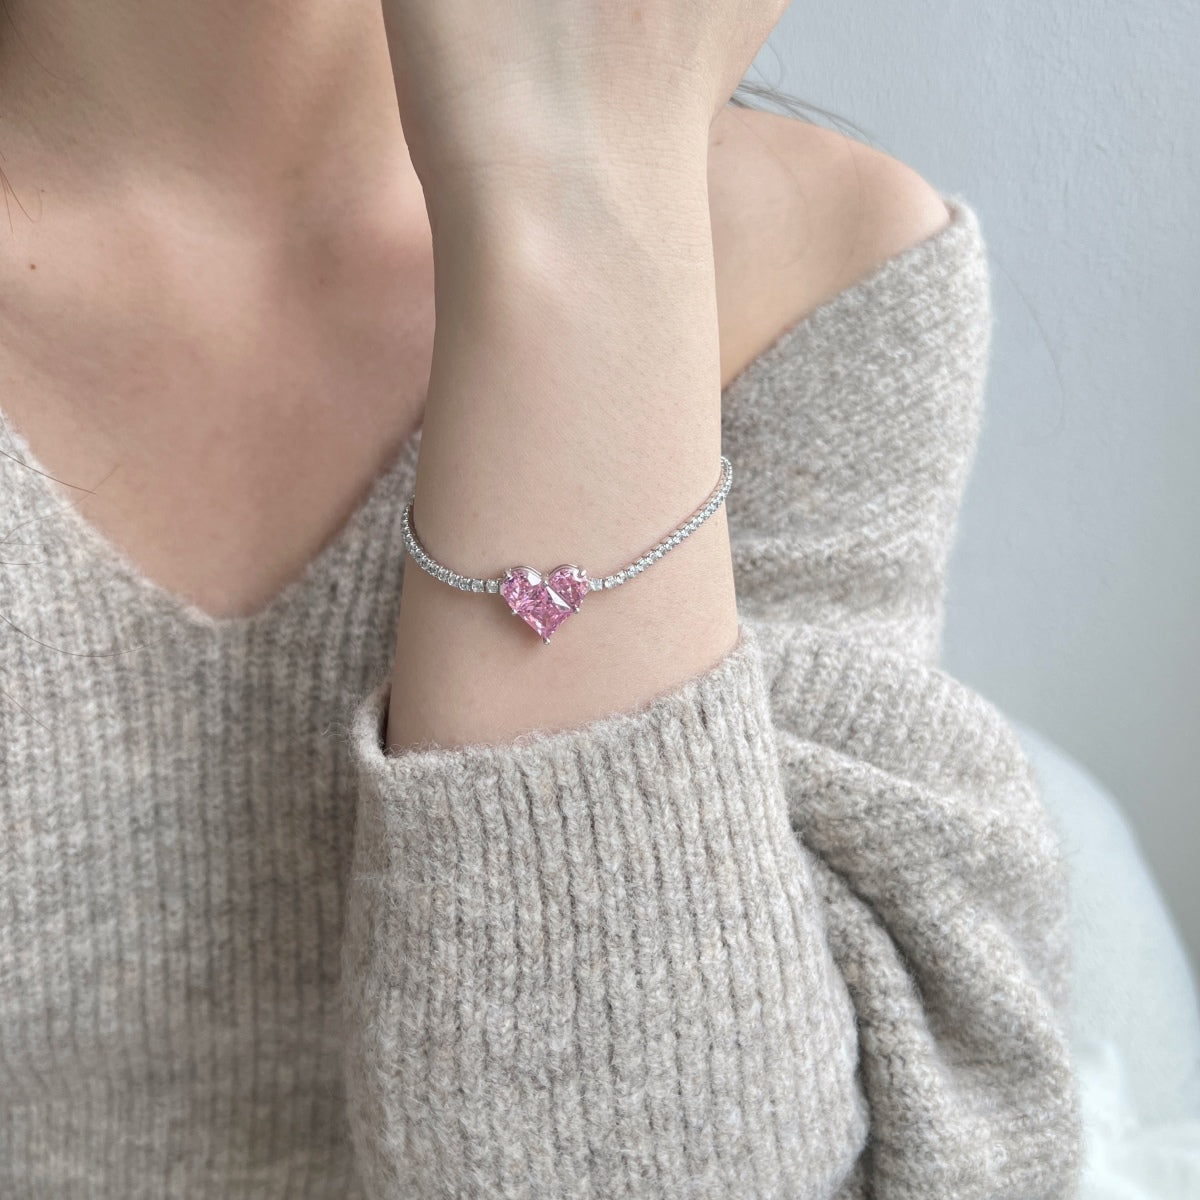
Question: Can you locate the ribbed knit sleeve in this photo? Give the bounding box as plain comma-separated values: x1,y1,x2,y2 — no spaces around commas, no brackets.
339,196,1084,1199
344,623,866,1199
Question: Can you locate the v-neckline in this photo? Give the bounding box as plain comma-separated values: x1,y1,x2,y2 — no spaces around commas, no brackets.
0,411,426,637
0,195,978,640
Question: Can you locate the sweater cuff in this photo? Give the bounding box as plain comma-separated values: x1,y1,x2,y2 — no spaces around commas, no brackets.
351,621,776,822
342,619,865,1197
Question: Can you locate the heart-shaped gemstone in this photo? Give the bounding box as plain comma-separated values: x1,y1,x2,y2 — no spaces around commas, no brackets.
499,564,590,643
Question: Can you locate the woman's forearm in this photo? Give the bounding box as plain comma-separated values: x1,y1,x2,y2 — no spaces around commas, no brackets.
385,158,740,751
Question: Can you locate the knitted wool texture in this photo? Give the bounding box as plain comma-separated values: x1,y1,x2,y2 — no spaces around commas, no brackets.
0,196,1083,1198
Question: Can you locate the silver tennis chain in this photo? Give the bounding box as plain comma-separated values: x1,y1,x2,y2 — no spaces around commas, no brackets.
400,455,733,643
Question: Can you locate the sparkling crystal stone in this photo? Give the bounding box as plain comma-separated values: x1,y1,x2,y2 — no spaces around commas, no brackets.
499,564,590,642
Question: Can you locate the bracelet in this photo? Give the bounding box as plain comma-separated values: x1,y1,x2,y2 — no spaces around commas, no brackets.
400,455,733,645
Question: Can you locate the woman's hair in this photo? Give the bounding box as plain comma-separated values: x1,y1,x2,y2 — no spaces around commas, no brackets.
728,79,873,145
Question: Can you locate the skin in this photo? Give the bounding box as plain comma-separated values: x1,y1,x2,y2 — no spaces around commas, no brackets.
0,1,950,750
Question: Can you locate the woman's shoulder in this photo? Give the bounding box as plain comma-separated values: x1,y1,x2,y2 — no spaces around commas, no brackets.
707,104,959,387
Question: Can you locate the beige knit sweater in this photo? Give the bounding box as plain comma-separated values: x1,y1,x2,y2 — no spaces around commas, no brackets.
0,196,1083,1198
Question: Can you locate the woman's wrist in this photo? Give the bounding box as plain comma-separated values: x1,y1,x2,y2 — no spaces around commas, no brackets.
385,160,738,751
422,147,713,269
411,174,722,566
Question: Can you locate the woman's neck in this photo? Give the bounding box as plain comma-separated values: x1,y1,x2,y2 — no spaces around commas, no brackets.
0,0,426,235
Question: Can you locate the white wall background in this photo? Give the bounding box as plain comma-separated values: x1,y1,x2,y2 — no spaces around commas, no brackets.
750,2,1199,972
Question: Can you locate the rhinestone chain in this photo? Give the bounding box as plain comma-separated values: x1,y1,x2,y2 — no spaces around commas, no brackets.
400,455,733,594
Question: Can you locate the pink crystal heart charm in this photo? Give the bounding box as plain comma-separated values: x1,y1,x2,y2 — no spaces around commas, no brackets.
499,564,590,644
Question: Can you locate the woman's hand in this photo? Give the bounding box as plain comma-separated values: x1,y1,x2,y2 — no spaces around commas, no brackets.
380,0,790,212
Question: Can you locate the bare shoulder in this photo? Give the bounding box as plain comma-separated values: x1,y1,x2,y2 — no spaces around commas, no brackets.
708,105,951,386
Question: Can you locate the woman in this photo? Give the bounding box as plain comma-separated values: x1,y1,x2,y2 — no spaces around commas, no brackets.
0,2,1082,1196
